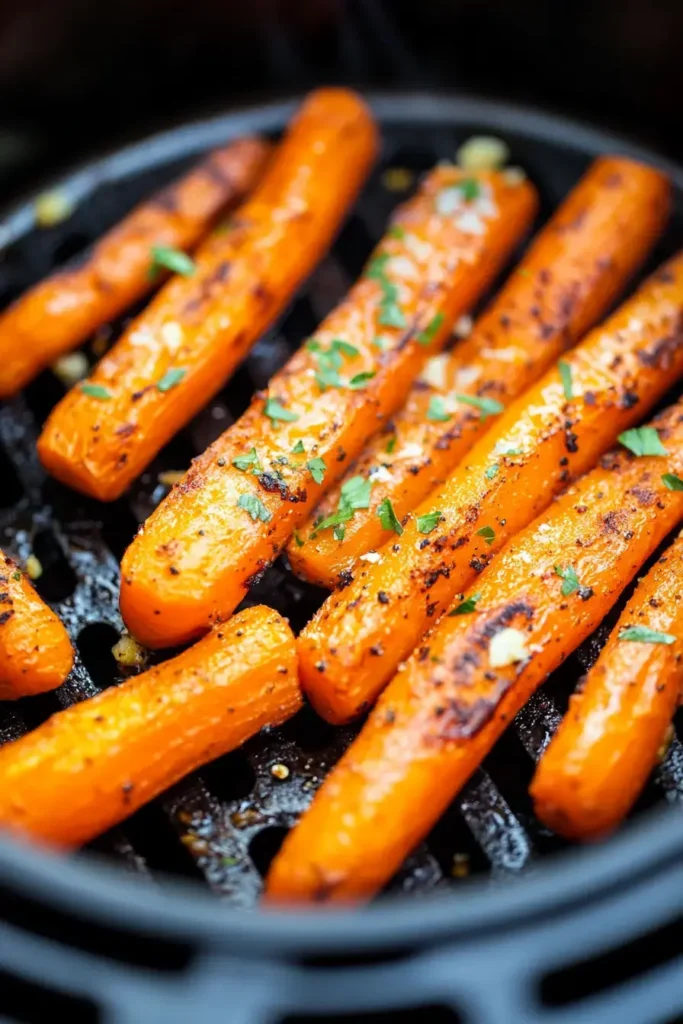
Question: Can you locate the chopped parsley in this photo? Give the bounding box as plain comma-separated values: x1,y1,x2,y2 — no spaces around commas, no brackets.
264,397,299,423
379,300,407,329
149,245,195,279
373,335,391,351
417,510,442,534
458,177,481,201
80,382,111,400
416,312,445,346
476,525,495,545
292,530,305,548
11,570,21,581
307,457,327,484
454,393,504,420
427,396,451,422
554,564,580,596
366,251,406,329
232,447,262,473
385,435,397,454
449,592,481,616
388,224,406,239
558,360,573,400
308,338,363,392
618,426,668,457
312,475,373,537
291,440,305,454
377,498,403,536
662,473,683,490
485,464,499,480
349,371,376,390
237,493,272,523
618,625,676,644
156,367,186,392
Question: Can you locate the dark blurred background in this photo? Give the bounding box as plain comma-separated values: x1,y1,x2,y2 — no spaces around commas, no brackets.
0,0,682,198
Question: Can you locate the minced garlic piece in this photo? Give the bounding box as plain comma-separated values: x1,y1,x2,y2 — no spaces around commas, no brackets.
359,551,382,564
51,352,89,387
34,190,74,228
112,632,148,669
25,554,42,581
453,314,473,339
489,627,529,668
158,470,186,487
457,136,510,172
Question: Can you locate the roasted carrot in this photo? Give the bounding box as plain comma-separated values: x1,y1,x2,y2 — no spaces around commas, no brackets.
0,139,271,399
531,530,683,840
289,157,670,588
266,400,683,903
0,551,73,699
299,253,683,724
0,606,299,848
119,167,537,649
36,89,378,502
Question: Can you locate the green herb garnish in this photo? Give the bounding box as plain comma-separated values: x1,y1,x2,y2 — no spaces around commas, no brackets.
416,312,445,346
293,531,305,548
454,393,504,420
618,625,675,644
485,464,499,480
377,498,403,536
156,367,186,392
349,371,376,390
558,360,573,400
554,564,580,596
476,525,495,545
291,440,305,454
307,457,327,484
237,493,272,523
449,592,481,616
662,473,683,490
618,426,668,457
264,397,299,423
312,475,373,537
379,301,407,329
149,245,195,278
232,447,262,473
427,396,451,422
388,224,406,239
385,435,397,454
80,382,111,400
417,510,442,534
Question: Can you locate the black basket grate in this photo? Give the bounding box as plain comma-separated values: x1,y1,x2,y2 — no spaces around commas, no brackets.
0,105,681,912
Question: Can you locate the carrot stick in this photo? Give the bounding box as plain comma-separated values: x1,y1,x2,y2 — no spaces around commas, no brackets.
0,138,271,398
299,252,683,725
266,400,683,903
119,167,538,648
531,530,683,840
36,88,378,501
289,157,670,588
0,605,299,848
0,551,73,699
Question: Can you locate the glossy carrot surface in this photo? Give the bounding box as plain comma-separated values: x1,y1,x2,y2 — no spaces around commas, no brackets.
266,401,683,902
0,606,300,848
531,530,683,840
0,551,73,700
289,157,670,587
37,88,378,501
299,253,683,724
0,138,271,398
120,166,537,648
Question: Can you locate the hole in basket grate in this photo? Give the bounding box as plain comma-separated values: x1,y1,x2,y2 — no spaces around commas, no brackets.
0,446,23,508
51,232,91,267
282,1007,461,1024
201,749,257,803
30,530,77,603
425,801,491,880
249,825,289,877
0,967,99,1024
280,703,353,753
539,916,683,1006
76,623,121,691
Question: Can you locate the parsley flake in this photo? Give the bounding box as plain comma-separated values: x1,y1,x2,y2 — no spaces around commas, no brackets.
379,301,407,329
264,397,298,423
237,493,272,523
291,440,305,454
417,510,442,534
156,367,186,392
388,224,406,239
427,396,451,422
485,464,499,480
618,426,668,457
458,177,481,201
416,312,445,346
312,475,373,537
662,473,683,491
378,498,403,535
307,457,327,484
293,530,305,548
449,592,481,616
554,564,580,596
385,435,397,454
349,371,376,390
149,245,195,279
80,382,111,400
232,448,262,472
476,525,495,545
558,360,573,400
454,393,504,420
618,625,676,644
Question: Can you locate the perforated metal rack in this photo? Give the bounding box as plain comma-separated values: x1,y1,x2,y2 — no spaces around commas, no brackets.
0,95,682,1024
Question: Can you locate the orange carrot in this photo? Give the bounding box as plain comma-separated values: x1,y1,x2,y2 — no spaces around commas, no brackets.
36,88,378,501
0,605,299,848
266,400,683,903
299,253,683,725
531,529,683,840
0,138,271,398
289,157,670,588
119,166,537,648
0,550,73,699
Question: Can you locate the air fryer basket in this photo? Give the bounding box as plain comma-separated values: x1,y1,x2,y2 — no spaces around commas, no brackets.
0,94,681,1024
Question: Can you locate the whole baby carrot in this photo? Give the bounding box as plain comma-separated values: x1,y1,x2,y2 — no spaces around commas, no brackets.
531,529,683,840
299,252,683,724
289,156,670,587
37,88,378,501
0,138,271,398
0,606,299,848
119,165,537,647
266,400,683,903
0,550,73,699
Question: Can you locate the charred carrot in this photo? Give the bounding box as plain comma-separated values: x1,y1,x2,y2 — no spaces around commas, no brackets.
289,157,670,588
266,400,683,903
0,139,271,398
119,166,537,648
0,551,73,699
0,606,299,848
531,530,683,840
36,89,378,501
299,253,683,724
